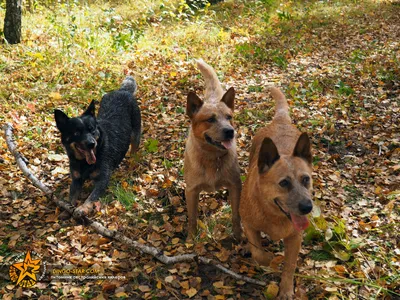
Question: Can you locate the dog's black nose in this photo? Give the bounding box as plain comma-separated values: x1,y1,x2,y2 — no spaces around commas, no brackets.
223,128,234,139
299,199,313,215
87,140,96,149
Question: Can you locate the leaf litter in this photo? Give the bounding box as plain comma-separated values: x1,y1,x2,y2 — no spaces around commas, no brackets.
0,0,399,299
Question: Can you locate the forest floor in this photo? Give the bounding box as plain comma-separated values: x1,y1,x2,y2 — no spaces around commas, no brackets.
0,0,399,299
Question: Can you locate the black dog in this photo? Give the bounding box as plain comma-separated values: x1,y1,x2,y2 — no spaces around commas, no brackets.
54,76,141,218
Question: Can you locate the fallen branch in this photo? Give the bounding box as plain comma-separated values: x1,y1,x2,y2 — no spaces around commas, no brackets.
3,122,266,287
3,123,52,195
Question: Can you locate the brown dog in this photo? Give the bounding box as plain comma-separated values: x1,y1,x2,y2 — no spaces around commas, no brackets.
184,59,241,240
240,87,313,299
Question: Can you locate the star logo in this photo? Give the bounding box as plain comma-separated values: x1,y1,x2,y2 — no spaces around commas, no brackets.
9,250,41,288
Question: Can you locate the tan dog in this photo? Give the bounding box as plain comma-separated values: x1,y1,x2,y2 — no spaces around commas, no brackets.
240,87,313,299
184,59,241,240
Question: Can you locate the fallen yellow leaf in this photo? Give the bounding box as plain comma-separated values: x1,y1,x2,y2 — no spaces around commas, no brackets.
156,280,162,289
186,287,197,298
198,220,206,230
210,200,218,210
180,280,189,289
49,92,62,100
97,237,110,246
334,265,346,276
114,292,128,297
138,285,151,292
264,282,279,299
374,186,382,195
213,281,224,288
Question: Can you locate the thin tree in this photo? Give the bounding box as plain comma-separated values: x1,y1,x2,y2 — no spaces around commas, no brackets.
4,0,22,44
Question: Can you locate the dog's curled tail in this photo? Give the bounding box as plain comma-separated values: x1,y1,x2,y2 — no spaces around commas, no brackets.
196,59,224,102
269,86,291,122
120,76,137,95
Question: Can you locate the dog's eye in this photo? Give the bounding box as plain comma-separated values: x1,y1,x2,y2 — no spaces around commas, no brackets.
74,131,81,137
302,176,310,186
226,115,232,120
207,117,216,123
279,179,290,188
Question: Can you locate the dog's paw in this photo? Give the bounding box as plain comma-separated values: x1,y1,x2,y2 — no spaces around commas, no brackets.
185,236,195,244
73,202,94,219
187,224,198,241
277,291,294,300
186,228,197,243
277,282,295,300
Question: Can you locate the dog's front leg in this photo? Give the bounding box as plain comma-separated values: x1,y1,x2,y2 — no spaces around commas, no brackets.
227,181,242,240
69,178,83,206
86,177,109,202
185,187,200,239
74,172,110,218
58,178,83,220
243,223,274,266
278,232,302,299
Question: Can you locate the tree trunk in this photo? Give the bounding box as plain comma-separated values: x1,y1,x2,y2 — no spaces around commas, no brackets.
4,0,22,44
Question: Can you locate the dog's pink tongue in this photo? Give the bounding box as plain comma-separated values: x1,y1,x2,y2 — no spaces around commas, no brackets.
221,140,233,149
85,150,96,165
290,213,309,231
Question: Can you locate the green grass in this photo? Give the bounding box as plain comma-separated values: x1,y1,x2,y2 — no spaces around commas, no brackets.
309,250,335,261
110,184,138,210
0,243,10,257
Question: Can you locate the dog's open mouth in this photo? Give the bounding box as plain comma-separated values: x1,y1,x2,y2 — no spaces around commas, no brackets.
274,198,309,231
205,134,233,150
76,145,97,165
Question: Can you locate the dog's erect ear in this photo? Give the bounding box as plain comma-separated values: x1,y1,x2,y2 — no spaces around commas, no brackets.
83,100,96,117
54,109,69,132
258,137,280,173
187,92,203,118
221,87,235,111
293,132,312,164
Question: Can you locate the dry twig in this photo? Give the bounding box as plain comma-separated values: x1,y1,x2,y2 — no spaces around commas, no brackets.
3,123,52,194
